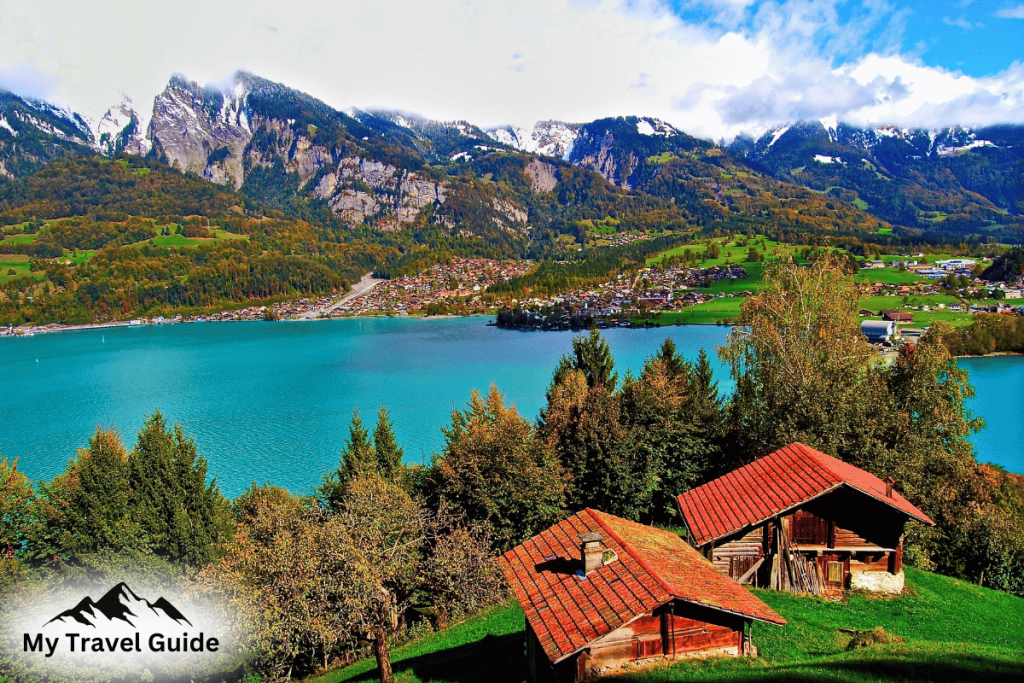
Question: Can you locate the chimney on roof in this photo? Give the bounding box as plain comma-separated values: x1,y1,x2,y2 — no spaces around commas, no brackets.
579,532,603,575
884,476,894,498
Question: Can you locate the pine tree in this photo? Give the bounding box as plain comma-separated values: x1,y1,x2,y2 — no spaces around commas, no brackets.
31,428,139,563
652,338,686,380
126,412,231,567
317,409,375,512
549,328,618,394
372,406,405,483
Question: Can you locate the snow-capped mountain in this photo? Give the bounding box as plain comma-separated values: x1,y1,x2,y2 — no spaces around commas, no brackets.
90,96,151,157
0,91,95,178
738,119,999,163
486,121,581,159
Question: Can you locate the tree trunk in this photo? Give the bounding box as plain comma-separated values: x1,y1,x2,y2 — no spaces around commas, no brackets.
372,626,394,683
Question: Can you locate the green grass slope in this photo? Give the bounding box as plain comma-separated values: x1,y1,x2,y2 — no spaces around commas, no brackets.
312,568,1024,683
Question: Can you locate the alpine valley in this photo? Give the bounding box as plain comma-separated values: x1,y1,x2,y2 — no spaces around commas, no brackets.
1,70,1023,324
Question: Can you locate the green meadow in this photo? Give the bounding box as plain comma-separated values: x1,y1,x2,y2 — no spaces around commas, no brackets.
638,236,996,328
313,568,1024,683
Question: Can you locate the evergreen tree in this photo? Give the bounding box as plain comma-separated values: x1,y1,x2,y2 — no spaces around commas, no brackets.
549,328,618,394
425,385,566,550
129,412,232,567
652,337,686,380
539,370,628,515
28,415,230,569
372,406,405,483
30,428,139,564
317,409,375,512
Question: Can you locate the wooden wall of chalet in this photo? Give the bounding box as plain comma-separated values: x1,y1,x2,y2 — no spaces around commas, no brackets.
800,487,908,549
707,489,909,592
530,602,748,682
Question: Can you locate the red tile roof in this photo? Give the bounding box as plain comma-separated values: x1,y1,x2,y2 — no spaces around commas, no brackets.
677,443,934,547
498,508,785,664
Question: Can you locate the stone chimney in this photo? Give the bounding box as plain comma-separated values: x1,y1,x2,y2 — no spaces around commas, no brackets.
580,532,603,575
884,476,894,498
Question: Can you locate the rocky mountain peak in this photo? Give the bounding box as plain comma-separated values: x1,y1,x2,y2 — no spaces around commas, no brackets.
148,72,254,188
91,95,150,156
486,120,581,160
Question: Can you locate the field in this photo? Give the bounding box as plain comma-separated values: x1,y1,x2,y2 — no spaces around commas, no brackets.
646,238,809,270
0,232,39,245
0,224,248,288
313,568,1024,683
853,269,929,285
0,254,33,282
639,236,999,328
635,298,745,326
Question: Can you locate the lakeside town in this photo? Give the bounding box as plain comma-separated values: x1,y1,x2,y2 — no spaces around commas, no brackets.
4,250,1023,339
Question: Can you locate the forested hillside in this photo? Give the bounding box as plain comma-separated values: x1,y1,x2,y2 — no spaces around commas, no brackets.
732,121,1024,242
3,72,1024,326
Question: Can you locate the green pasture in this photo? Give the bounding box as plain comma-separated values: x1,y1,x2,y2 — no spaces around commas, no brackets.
313,568,1024,683
139,229,249,248
580,217,621,235
0,255,32,282
638,297,745,326
648,152,676,165
0,233,39,245
647,237,802,268
853,269,930,285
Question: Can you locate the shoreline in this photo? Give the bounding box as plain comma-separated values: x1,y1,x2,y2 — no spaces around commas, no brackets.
5,312,1024,362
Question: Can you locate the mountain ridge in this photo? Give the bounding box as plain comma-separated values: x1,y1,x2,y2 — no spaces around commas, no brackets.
2,70,1023,245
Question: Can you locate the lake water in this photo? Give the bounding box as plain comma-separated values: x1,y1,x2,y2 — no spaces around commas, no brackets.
1,318,1020,497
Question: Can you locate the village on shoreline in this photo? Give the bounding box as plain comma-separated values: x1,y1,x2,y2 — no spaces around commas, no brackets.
4,245,1023,342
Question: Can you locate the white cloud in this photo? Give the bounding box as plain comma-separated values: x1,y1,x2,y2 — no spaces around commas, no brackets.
995,4,1024,18
0,0,1021,143
943,16,977,30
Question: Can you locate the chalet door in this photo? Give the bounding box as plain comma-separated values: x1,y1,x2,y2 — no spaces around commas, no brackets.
819,553,847,590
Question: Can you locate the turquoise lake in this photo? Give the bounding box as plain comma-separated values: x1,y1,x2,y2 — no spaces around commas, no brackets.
1,318,1020,497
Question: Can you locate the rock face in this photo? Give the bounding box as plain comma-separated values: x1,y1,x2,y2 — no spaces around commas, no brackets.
148,75,252,188
143,73,447,228
850,570,904,594
313,157,445,229
92,96,150,156
524,159,558,193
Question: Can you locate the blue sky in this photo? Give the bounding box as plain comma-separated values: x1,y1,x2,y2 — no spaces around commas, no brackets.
0,0,1022,141
673,1,1024,76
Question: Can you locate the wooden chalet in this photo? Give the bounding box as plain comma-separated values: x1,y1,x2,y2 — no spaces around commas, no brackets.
882,310,914,322
498,509,786,682
676,443,934,596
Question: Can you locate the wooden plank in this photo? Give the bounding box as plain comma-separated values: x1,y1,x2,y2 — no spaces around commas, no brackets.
737,556,764,585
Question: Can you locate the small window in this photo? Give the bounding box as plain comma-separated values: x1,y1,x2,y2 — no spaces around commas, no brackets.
827,561,844,583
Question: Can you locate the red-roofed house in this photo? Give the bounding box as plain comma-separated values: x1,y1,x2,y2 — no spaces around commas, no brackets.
498,508,785,682
676,443,934,596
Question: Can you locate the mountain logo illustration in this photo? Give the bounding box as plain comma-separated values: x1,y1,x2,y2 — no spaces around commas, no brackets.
43,583,192,629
